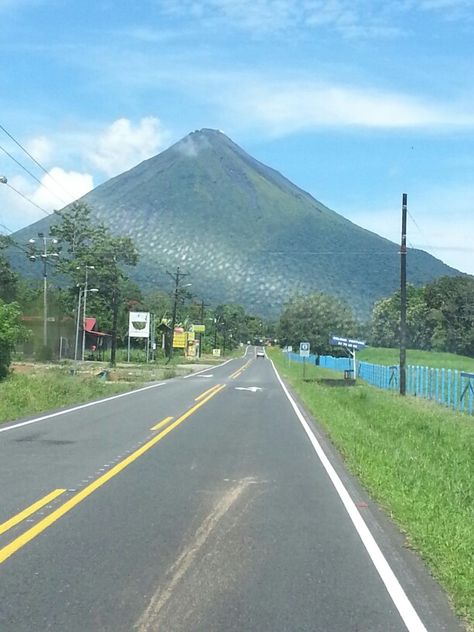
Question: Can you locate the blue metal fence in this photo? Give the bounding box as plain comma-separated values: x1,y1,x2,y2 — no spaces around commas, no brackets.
287,352,474,416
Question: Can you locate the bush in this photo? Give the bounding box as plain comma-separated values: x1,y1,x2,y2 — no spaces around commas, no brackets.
0,301,30,380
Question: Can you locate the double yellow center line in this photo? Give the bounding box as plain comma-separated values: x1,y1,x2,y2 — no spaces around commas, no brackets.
229,358,252,380
0,383,225,565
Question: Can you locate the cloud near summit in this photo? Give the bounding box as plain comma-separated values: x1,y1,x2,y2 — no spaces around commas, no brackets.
87,117,169,177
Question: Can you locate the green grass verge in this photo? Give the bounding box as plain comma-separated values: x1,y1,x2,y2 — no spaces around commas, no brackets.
0,370,139,424
359,347,474,372
271,348,474,627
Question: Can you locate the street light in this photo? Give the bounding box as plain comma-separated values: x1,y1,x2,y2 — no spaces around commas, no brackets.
77,265,95,361
0,175,7,184
27,233,60,349
74,285,98,361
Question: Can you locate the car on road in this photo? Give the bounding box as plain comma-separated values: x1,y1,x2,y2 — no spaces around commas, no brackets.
256,348,265,358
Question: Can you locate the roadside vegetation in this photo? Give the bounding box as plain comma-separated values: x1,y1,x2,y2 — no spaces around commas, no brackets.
270,348,474,628
358,347,474,372
0,368,137,424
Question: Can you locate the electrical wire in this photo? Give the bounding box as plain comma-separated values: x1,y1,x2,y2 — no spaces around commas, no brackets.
0,142,69,208
0,123,72,204
4,181,53,217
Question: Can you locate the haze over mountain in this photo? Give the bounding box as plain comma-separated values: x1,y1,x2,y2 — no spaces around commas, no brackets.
9,129,460,317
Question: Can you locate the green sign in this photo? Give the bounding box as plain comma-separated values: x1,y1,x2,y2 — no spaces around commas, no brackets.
192,324,206,333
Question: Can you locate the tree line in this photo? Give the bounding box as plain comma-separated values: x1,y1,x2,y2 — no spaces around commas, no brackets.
277,276,474,359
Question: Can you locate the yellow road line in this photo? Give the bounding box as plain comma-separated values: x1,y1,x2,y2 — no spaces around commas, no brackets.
150,416,174,431
0,489,66,536
194,384,221,402
230,359,252,379
0,384,226,565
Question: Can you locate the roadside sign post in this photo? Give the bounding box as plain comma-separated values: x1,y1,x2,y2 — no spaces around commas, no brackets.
299,342,310,379
329,336,366,380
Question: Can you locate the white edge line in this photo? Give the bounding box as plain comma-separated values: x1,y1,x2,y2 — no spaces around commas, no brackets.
270,359,427,632
182,358,233,378
0,382,167,434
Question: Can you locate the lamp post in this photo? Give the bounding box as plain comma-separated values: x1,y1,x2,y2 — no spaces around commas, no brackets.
75,285,98,361
78,265,95,361
27,233,59,349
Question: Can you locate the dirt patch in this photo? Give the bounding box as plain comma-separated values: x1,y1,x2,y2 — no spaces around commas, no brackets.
316,378,356,387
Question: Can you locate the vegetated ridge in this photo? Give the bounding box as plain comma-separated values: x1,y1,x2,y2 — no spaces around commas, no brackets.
9,129,460,317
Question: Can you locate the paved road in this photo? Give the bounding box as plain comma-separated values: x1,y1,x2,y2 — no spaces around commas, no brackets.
0,348,462,631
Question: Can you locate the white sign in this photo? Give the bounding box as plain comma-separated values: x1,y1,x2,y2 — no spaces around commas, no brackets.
299,341,310,357
128,312,150,338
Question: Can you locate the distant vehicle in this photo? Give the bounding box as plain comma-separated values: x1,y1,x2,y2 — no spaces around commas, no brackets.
256,348,265,358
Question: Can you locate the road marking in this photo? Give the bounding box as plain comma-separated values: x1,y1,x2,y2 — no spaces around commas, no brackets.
0,489,66,536
270,359,427,632
182,358,233,379
235,386,263,392
195,384,222,402
150,416,174,431
0,382,167,434
229,358,252,380
0,384,226,566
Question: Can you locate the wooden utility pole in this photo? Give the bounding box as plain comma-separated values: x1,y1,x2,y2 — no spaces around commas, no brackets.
400,193,408,396
166,266,189,361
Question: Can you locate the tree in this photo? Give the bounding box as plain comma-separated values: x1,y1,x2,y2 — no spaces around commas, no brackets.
278,293,356,356
424,276,474,356
370,285,431,350
0,236,18,303
51,202,139,364
0,300,30,379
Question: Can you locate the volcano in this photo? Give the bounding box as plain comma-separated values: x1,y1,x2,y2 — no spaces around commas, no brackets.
9,128,459,316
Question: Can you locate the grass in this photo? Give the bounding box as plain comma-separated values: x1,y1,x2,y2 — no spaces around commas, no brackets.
0,368,139,424
359,347,474,372
0,348,236,424
271,348,474,628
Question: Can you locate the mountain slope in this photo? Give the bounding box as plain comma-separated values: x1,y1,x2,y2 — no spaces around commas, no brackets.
9,129,460,317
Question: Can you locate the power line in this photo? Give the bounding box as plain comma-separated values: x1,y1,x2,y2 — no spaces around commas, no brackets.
0,142,69,208
0,122,71,204
5,181,53,217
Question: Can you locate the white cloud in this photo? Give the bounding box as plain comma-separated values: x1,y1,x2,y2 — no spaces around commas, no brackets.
0,169,94,233
0,115,172,232
159,0,474,37
31,167,94,210
25,135,53,165
87,117,169,177
219,79,474,134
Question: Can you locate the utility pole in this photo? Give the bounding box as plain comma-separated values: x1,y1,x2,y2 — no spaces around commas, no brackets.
110,286,118,367
166,266,190,361
27,233,59,351
81,265,95,361
198,299,209,358
400,193,408,396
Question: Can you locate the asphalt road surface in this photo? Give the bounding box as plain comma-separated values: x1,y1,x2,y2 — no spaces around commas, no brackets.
0,347,463,631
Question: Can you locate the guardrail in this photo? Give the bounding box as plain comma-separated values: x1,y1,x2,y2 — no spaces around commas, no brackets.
287,352,474,416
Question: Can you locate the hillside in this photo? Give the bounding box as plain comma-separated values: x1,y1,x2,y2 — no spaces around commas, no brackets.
8,129,460,317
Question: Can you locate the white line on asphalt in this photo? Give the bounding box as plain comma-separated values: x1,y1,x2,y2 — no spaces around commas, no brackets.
271,360,428,632
182,358,233,378
0,382,167,434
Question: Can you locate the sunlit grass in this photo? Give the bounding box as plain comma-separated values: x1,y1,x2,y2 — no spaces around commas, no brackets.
271,349,474,627
0,370,137,424
358,346,474,372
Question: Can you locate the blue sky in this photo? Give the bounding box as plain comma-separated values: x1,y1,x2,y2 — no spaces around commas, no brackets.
0,0,473,274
